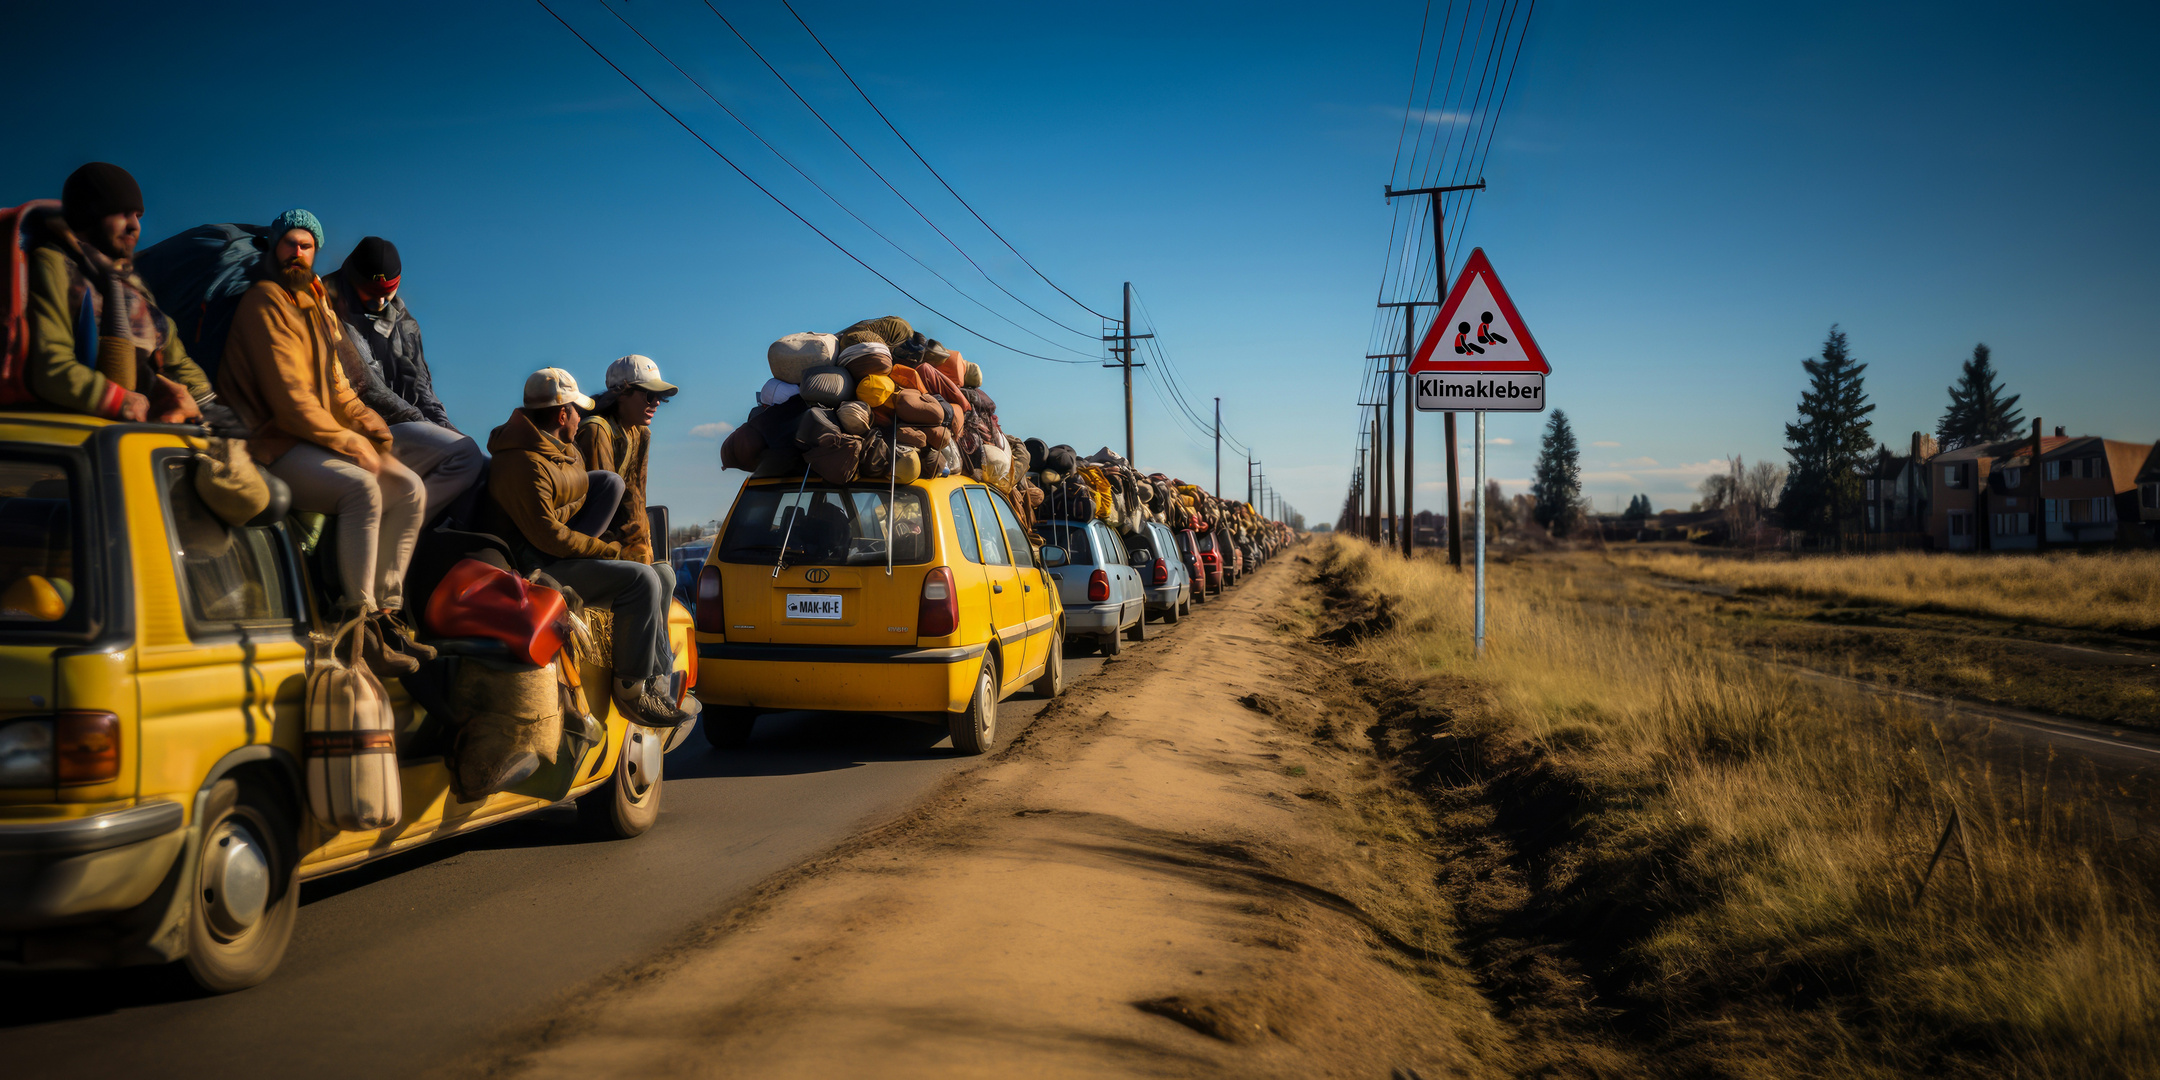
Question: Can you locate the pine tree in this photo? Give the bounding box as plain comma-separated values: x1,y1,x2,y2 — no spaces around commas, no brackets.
1935,343,2023,450
1531,409,1582,536
1623,493,1651,520
1778,325,1876,544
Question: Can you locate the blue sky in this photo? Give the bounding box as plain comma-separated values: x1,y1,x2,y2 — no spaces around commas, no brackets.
8,1,2156,526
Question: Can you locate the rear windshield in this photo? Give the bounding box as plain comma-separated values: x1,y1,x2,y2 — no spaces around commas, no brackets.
0,455,88,635
1193,531,1215,553
1037,521,1093,564
719,485,931,566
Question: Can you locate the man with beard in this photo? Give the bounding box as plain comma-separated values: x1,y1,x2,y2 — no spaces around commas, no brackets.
24,162,216,422
322,236,485,528
219,208,430,676
575,354,675,571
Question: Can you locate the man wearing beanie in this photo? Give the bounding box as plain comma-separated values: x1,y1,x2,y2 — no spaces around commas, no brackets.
219,207,431,678
323,236,485,528
23,162,218,422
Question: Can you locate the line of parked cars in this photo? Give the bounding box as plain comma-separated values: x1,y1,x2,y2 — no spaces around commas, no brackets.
0,430,1289,992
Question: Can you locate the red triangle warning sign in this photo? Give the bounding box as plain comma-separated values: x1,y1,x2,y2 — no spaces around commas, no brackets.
1409,248,1549,375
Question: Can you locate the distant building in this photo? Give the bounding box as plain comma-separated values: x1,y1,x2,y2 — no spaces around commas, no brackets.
1859,432,1935,547
1928,425,2151,550
2139,444,2160,542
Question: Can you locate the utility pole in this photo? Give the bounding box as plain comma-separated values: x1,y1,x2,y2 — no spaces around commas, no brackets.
1247,456,1254,507
1378,302,1438,558
1368,416,1383,543
1213,397,1222,500
1102,282,1153,468
1386,179,1485,570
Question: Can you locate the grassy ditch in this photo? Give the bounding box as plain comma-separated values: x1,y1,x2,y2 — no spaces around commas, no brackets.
1615,548,2160,637
1310,535,2160,1078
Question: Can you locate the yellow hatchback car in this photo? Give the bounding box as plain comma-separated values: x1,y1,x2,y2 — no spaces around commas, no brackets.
0,413,694,991
690,475,1067,753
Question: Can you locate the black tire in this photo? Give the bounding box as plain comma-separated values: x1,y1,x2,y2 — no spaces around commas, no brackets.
1032,624,1065,698
701,706,760,749
183,778,298,993
579,724,663,838
1126,612,1147,642
1163,599,1180,624
949,655,999,755
1101,628,1123,656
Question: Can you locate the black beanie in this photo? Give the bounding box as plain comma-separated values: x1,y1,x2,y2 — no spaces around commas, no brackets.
343,236,401,282
61,162,144,237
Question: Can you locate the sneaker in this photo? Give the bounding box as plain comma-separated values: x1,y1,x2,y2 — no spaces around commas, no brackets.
360,614,421,678
613,676,699,728
377,610,437,663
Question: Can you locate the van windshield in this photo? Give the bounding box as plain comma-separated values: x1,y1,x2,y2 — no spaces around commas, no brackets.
0,455,88,635
718,485,931,566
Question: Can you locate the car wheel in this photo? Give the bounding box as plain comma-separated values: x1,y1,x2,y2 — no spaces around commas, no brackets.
701,706,760,749
1101,629,1123,656
1032,623,1066,697
579,724,663,839
949,656,999,755
1163,598,1180,624
183,778,298,993
1126,612,1147,642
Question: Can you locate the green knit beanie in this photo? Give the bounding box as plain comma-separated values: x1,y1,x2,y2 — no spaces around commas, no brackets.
271,208,324,249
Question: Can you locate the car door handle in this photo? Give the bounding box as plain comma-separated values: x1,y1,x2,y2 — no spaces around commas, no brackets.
993,583,1003,594
1024,584,1032,592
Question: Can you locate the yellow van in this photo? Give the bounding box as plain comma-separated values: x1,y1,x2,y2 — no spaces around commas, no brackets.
0,413,694,990
690,475,1066,753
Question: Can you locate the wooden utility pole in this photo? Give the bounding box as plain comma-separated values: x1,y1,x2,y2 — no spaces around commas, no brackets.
1102,282,1153,468
1213,397,1222,500
1379,302,1438,557
1386,179,1485,569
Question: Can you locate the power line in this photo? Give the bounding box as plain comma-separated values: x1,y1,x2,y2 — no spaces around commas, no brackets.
599,2,1101,362
535,0,1093,365
693,0,1103,344
779,0,1116,324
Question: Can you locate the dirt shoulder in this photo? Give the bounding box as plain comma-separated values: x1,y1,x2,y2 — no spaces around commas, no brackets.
449,548,1509,1080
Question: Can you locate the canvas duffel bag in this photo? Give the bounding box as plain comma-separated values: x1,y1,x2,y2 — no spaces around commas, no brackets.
838,340,893,379
835,400,873,436
305,616,402,831
769,332,837,384
839,316,914,346
798,364,854,408
721,423,765,471
806,431,863,485
794,404,842,450
758,377,801,407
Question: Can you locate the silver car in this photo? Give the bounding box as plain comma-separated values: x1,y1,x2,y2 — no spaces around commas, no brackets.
1130,521,1193,624
1038,518,1147,655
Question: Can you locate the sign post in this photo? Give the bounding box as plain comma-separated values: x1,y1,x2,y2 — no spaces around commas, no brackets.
1408,248,1550,655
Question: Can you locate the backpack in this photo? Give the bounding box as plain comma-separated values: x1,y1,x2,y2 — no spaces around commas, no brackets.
305,616,403,831
133,222,271,383
1,201,62,406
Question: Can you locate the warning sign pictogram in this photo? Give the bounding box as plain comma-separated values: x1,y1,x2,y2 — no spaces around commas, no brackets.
1409,248,1549,375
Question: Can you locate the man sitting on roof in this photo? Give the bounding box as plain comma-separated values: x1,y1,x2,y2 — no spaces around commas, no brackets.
482,368,695,729
24,162,215,423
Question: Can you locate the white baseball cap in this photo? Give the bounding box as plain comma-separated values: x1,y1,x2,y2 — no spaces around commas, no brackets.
604,354,677,396
523,367,595,410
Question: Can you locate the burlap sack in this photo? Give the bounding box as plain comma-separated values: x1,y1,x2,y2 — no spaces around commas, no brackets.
446,658,561,802
768,332,837,384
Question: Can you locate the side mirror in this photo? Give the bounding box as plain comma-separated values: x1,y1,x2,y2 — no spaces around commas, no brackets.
1039,545,1068,568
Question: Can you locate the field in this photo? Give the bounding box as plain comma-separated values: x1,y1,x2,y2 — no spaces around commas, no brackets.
1616,548,2160,636
1310,537,2160,1078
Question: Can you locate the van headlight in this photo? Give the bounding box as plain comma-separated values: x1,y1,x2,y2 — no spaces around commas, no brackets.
0,719,55,787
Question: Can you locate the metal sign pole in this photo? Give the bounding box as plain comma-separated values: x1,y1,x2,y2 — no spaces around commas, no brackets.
1474,411,1487,656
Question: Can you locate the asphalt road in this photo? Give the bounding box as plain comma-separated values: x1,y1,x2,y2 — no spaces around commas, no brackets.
0,600,1219,1079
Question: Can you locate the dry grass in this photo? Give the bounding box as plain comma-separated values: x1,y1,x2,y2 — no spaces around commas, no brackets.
1317,536,2160,1078
1614,548,2160,635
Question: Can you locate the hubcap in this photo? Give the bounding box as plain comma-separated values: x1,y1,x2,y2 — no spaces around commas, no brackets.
979,668,996,741
624,729,658,799
201,818,271,939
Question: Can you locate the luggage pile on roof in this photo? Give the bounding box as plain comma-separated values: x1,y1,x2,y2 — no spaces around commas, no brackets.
724,315,1047,527
1025,442,1249,540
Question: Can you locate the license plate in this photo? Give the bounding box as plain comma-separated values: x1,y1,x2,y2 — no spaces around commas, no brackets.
786,593,843,620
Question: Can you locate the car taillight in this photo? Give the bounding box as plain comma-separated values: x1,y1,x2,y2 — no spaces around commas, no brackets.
1152,558,1168,585
56,711,119,785
1088,569,1109,603
694,564,724,634
919,567,959,637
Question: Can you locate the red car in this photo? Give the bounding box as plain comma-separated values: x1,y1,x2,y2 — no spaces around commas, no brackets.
1176,529,1208,604
1193,528,1224,594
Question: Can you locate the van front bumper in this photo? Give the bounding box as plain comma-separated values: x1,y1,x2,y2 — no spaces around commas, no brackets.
0,801,187,931
695,642,987,714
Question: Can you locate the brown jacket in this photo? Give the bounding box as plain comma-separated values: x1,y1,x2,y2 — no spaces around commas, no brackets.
484,409,621,562
219,276,390,465
575,412,651,564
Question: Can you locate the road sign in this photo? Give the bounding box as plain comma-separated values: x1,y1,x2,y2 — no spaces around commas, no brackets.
1409,247,1547,412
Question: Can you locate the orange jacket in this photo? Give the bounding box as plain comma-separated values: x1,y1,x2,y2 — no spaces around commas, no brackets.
219,277,390,465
